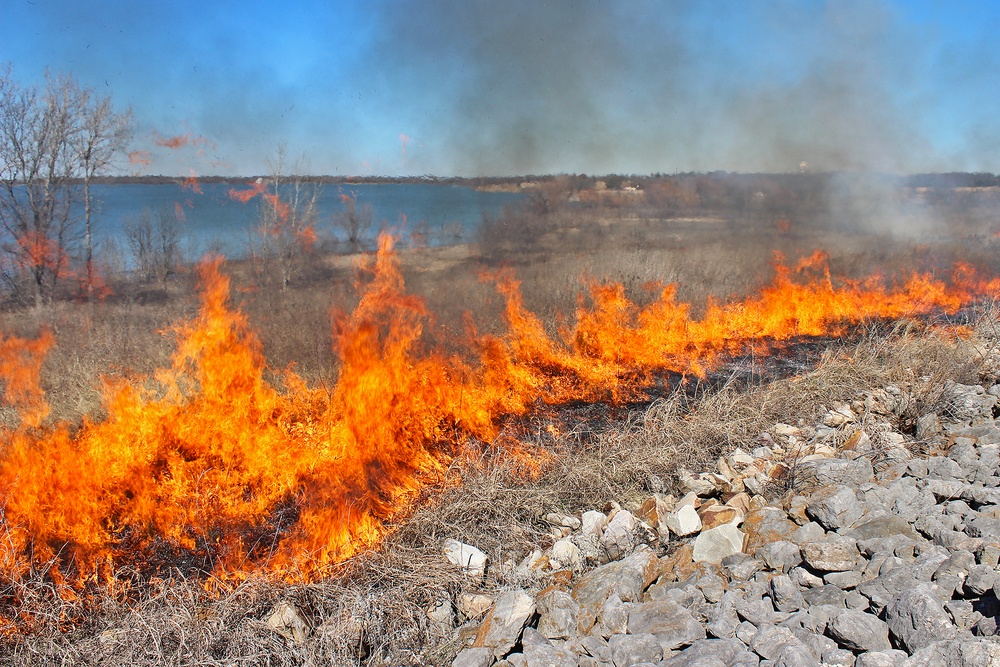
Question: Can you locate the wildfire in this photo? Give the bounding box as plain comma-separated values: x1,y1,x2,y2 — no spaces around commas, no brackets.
0,235,998,597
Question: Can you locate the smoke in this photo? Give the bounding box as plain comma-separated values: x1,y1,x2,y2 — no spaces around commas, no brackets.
358,0,981,176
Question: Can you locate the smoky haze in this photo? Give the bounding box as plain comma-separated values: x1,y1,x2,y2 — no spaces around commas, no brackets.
360,0,971,176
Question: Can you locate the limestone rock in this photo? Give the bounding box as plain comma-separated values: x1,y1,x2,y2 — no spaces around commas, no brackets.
799,535,859,572
626,599,706,649
805,485,865,530
692,524,745,564
572,546,658,632
536,589,578,641
602,509,640,561
664,504,702,537
884,583,957,653
444,538,489,579
827,609,891,652
453,648,495,667
474,589,537,657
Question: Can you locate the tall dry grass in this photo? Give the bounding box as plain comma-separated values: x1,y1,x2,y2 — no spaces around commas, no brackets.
3,184,1000,664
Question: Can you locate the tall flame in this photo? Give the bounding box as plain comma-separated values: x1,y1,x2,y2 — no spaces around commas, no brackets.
0,234,997,592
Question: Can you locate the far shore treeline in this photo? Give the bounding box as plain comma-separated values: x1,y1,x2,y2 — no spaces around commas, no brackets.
77,171,1000,189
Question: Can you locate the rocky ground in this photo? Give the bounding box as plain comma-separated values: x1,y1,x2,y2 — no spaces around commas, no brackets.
401,380,1000,667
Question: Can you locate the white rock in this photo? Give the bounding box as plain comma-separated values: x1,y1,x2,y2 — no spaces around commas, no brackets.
730,448,755,466
444,538,489,579
581,510,608,537
774,423,802,437
692,524,745,564
427,599,454,633
664,504,702,537
550,539,582,571
678,469,716,496
602,510,639,560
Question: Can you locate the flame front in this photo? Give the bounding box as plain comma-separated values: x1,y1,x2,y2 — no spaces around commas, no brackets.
1,235,997,591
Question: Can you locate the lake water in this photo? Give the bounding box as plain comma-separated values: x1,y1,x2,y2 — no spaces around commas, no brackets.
86,182,524,261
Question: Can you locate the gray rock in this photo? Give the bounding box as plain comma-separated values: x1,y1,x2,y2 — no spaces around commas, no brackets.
659,638,746,667
735,620,758,645
722,553,765,581
453,648,496,667
944,600,977,631
824,570,862,589
735,595,776,626
697,570,727,603
806,485,865,530
770,575,805,613
608,633,661,667
756,541,802,572
845,592,869,610
827,609,891,652
902,638,1000,667
856,650,907,667
845,515,920,542
858,566,922,614
966,514,1000,540
477,589,537,657
706,592,741,639
749,625,814,662
602,510,640,561
821,647,856,666
939,381,996,424
965,564,997,596
800,535,859,572
572,546,658,632
536,590,578,640
578,635,611,660
801,585,847,608
595,593,630,637
926,455,966,481
627,599,705,649
800,457,874,487
729,652,762,667
523,641,577,667
884,583,958,652
790,566,825,589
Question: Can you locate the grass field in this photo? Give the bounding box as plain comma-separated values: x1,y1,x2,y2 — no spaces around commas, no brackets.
3,178,1000,665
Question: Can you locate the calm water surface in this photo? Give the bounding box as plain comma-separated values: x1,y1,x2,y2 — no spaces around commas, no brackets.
87,182,524,260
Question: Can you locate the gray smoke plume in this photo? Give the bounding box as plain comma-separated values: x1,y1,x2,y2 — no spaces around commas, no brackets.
357,0,986,177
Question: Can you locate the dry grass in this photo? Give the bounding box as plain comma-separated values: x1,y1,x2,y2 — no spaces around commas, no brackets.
3,191,1000,664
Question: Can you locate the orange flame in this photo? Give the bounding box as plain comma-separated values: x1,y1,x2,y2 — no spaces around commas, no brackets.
180,170,203,194
0,235,998,595
154,132,210,150
229,181,268,204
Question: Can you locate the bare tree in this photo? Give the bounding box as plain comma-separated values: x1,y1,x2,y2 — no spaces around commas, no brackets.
0,70,80,307
75,89,132,299
123,207,182,288
247,146,320,290
333,189,373,250
0,66,130,306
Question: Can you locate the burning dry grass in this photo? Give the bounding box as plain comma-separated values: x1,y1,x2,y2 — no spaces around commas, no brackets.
3,199,1000,664
3,308,997,666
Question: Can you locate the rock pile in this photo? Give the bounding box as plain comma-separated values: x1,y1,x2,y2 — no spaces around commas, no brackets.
444,381,1000,666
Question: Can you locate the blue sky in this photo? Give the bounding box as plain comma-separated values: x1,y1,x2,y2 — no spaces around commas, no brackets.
2,0,998,177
